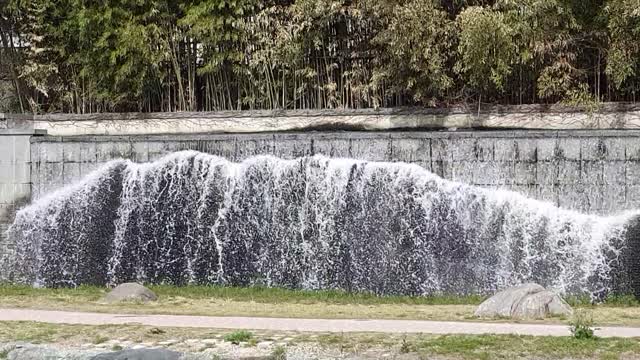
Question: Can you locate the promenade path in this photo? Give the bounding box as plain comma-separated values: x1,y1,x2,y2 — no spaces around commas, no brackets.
2,308,640,338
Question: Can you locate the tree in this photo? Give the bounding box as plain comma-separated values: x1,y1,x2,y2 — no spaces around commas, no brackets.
456,6,516,102
373,0,455,106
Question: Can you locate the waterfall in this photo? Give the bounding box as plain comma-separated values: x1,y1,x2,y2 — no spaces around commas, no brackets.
2,151,638,297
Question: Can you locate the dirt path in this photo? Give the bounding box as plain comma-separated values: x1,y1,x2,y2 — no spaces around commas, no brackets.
2,308,640,338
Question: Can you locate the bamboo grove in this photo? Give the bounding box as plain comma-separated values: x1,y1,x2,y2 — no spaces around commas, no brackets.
1,0,640,113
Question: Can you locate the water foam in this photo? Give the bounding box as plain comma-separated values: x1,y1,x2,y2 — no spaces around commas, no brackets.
2,151,637,296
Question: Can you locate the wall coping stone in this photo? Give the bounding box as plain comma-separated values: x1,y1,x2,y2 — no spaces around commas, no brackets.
5,103,640,136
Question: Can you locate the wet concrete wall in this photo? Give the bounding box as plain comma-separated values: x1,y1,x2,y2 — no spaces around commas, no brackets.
29,130,640,216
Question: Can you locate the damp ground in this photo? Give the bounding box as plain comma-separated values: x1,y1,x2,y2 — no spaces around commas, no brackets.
1,285,640,327
2,321,640,360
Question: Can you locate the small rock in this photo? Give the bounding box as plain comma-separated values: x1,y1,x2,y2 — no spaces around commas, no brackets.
257,341,273,350
475,283,573,319
101,283,158,303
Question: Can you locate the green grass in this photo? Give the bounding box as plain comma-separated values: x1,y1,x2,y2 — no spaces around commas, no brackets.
223,330,253,344
2,284,637,307
2,284,640,327
411,335,640,360
1,322,640,359
270,345,286,360
0,284,486,305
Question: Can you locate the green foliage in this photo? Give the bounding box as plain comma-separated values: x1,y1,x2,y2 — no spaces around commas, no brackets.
373,0,454,105
456,6,515,93
605,0,640,89
569,309,596,340
270,345,286,360
224,330,253,344
4,0,640,113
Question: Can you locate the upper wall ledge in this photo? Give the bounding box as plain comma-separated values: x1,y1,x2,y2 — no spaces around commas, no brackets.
3,103,640,136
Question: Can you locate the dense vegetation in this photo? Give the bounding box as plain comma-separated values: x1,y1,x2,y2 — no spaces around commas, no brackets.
1,0,640,113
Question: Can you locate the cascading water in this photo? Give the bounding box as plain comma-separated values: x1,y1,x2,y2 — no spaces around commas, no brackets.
1,151,638,297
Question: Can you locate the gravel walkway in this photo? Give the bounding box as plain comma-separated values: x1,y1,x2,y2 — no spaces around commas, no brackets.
2,308,640,338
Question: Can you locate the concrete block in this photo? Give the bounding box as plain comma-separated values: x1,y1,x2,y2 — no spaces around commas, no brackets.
491,162,515,185
13,184,30,202
0,164,12,184
350,138,391,161
29,142,40,163
581,138,625,161
97,142,133,162
626,185,640,208
431,161,451,179
431,139,451,162
514,162,536,185
413,160,432,172
146,142,168,162
557,161,580,184
626,161,640,185
536,139,558,161
274,139,313,159
39,162,63,192
494,139,516,161
390,138,430,163
80,142,97,163
40,142,63,163
581,138,606,161
13,163,30,184
132,142,149,162
581,161,604,185
626,138,640,160
450,139,476,161
13,136,30,163
0,204,15,221
80,162,101,177
603,138,626,160
515,139,537,162
0,183,14,203
557,185,588,211
537,185,559,205
235,138,276,160
451,161,475,184
196,140,236,160
38,181,64,197
557,138,581,160
63,162,82,185
62,142,83,162
601,185,626,214
508,185,537,199
604,161,626,185
475,139,495,161
313,139,350,158
536,162,557,185
0,137,14,164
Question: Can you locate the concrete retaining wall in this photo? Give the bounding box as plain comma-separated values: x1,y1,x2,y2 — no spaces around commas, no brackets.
29,130,640,216
5,103,640,136
0,126,35,259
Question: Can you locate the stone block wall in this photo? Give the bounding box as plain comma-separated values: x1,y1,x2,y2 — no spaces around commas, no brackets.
0,132,33,259
28,130,640,215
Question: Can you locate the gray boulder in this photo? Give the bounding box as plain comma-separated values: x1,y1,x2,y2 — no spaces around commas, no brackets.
474,283,572,319
101,283,158,303
91,349,182,360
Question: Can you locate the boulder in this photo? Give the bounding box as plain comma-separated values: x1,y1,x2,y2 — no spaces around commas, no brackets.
91,349,182,360
474,283,572,319
101,283,158,303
